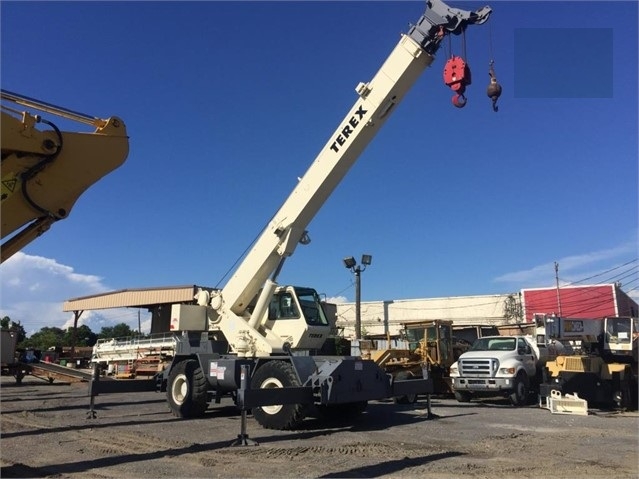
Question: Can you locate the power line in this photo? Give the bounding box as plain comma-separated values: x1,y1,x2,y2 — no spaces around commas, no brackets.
565,258,637,285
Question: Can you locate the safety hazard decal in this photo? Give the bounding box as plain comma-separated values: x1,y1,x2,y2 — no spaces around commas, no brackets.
1,174,19,202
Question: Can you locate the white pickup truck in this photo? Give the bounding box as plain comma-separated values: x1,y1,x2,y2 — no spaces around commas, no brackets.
449,335,569,406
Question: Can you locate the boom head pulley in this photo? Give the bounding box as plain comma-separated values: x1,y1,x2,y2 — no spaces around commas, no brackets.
407,0,492,55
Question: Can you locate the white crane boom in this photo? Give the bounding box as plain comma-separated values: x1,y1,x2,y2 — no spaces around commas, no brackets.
172,0,492,357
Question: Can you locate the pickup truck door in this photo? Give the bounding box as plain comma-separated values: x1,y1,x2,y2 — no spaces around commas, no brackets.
517,338,536,376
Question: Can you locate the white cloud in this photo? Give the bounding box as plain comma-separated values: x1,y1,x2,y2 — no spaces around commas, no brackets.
325,295,347,304
493,241,638,292
0,253,149,336
1,252,105,301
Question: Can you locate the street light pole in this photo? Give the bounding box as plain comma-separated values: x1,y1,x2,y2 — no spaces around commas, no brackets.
343,254,372,340
354,266,362,340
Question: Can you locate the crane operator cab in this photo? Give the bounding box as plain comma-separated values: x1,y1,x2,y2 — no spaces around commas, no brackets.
265,286,331,351
603,316,636,356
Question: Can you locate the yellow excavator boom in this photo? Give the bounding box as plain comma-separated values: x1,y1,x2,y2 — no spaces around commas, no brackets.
1,90,129,263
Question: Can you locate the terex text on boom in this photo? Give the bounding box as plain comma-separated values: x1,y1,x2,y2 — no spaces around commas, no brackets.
329,105,367,153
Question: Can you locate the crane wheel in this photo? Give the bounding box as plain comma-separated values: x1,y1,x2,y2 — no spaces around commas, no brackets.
620,366,636,411
251,360,307,430
167,359,208,418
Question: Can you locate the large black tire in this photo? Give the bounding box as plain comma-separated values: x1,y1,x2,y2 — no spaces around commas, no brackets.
619,366,635,410
631,370,639,411
251,360,307,430
167,359,209,418
509,372,530,406
454,390,472,403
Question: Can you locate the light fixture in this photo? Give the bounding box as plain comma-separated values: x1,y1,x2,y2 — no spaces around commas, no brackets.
343,256,356,269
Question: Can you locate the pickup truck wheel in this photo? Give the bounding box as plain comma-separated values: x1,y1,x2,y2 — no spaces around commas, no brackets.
509,373,529,406
251,360,307,430
454,390,471,403
167,359,208,418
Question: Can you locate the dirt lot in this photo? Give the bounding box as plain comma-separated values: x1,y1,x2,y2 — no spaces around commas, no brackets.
1,374,637,478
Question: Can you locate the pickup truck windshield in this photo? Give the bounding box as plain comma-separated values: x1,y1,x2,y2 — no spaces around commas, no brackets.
470,337,516,351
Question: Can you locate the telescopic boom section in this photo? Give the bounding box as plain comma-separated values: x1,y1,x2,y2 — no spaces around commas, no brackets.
222,0,491,314
210,0,491,353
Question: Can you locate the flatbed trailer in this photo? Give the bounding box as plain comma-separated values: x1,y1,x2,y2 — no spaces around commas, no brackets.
27,361,93,383
2,361,93,384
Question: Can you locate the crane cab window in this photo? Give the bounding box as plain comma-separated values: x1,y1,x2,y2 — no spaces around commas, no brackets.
606,317,632,344
296,288,330,326
268,288,330,326
269,293,300,320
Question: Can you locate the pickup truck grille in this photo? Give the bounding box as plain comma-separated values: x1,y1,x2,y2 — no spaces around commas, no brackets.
459,358,496,377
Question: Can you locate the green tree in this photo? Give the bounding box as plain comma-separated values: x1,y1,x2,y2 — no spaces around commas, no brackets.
25,327,65,351
62,325,98,347
2,316,27,344
503,294,523,323
98,323,134,339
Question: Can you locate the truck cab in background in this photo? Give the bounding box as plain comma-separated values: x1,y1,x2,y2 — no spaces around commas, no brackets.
449,335,570,406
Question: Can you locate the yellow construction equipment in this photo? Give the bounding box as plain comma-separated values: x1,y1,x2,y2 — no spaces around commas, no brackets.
1,89,128,263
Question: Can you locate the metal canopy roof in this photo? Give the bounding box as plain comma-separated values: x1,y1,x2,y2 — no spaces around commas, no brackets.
63,284,215,312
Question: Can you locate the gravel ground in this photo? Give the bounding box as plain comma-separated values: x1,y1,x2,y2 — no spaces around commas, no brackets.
1,374,638,478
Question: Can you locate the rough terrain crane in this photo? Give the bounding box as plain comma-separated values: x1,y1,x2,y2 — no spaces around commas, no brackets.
160,0,492,431
540,315,638,409
1,90,129,263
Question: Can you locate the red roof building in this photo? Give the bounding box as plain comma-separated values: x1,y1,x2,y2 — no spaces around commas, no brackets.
521,283,638,322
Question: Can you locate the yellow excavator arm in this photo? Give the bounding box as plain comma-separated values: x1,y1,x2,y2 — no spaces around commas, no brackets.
1,90,129,263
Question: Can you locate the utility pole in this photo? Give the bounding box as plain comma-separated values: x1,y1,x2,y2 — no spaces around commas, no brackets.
554,261,563,317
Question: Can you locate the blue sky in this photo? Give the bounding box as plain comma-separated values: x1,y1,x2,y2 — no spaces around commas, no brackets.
1,1,637,335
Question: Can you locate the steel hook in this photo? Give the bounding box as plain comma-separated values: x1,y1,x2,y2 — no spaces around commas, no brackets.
452,93,467,108
486,61,502,112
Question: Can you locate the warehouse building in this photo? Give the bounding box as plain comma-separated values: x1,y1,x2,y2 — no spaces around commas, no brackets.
334,293,518,338
335,283,637,339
